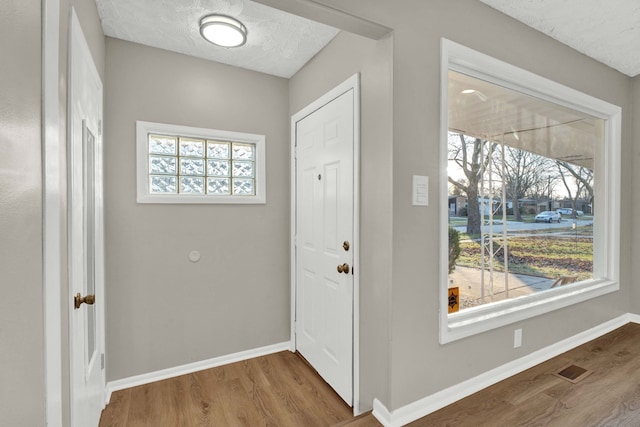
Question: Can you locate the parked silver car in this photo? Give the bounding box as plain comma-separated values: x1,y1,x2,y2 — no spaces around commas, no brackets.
535,211,561,223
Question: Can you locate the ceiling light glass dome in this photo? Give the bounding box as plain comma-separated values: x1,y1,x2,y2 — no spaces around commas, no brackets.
200,14,247,48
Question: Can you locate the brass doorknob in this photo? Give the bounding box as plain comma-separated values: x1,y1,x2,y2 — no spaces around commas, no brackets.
74,293,95,310
336,263,350,274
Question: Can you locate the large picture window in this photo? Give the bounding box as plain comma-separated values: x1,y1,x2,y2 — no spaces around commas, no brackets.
440,40,621,343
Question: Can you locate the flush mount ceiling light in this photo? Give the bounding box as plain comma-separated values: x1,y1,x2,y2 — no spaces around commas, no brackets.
200,14,247,48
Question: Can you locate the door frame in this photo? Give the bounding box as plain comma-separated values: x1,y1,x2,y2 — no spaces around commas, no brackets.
290,73,361,414
43,0,63,425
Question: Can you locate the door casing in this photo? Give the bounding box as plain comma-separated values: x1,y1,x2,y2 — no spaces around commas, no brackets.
290,73,361,414
43,0,63,425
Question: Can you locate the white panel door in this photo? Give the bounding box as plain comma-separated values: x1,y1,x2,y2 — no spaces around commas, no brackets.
69,9,105,427
295,88,355,405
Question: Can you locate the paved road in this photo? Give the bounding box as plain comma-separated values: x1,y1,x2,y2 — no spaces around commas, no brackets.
453,218,593,233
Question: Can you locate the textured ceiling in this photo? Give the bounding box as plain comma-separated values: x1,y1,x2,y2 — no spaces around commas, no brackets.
480,0,640,77
97,1,640,79
95,0,339,78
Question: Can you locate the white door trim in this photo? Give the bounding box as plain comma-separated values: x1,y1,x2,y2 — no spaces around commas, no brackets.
290,73,361,414
43,0,63,425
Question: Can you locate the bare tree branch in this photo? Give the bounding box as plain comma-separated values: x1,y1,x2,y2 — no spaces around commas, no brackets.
448,132,494,235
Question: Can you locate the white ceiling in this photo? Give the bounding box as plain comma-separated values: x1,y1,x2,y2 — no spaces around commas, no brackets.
480,0,640,77
95,0,339,78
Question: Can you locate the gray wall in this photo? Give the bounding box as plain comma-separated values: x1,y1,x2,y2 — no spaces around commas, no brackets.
289,31,394,411
104,38,290,380
0,1,44,425
284,0,634,410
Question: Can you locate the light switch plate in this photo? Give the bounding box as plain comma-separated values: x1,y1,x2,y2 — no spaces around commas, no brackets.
412,175,429,206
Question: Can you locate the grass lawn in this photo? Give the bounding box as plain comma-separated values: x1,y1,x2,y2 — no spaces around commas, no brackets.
456,235,593,280
509,224,593,236
448,216,468,227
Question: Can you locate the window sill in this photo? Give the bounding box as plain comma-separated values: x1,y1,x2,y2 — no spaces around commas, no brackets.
440,279,619,344
137,193,266,204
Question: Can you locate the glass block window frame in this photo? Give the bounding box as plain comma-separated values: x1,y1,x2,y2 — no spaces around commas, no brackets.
136,121,266,204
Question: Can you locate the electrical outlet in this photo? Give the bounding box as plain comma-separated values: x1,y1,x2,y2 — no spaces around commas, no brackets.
514,328,522,348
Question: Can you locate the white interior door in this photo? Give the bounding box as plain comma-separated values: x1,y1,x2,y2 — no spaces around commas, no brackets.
69,8,105,427
294,82,357,406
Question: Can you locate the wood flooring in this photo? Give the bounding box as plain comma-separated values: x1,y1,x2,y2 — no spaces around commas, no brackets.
99,350,373,427
100,323,640,426
408,322,640,427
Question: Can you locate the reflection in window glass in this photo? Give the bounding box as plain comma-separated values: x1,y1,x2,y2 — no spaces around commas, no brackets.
447,70,601,312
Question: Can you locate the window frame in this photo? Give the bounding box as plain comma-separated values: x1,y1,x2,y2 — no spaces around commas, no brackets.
136,121,266,204
439,39,621,344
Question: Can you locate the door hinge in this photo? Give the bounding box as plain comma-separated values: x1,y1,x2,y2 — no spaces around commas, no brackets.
101,353,105,370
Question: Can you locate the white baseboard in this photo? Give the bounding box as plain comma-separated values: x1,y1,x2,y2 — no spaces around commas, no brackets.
372,398,393,426
105,341,290,404
628,313,640,324
373,314,633,427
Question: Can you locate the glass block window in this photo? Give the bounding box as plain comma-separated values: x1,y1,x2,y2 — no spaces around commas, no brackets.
137,122,265,204
148,135,256,196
